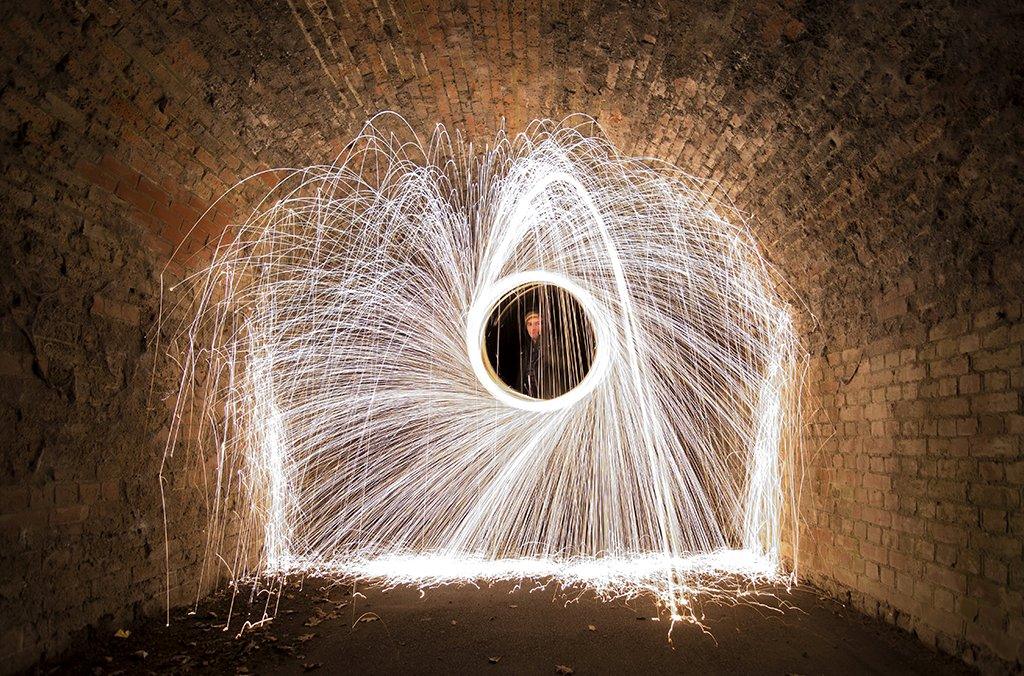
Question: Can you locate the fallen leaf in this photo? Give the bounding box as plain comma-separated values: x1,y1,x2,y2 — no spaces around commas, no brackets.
587,624,596,631
303,662,322,671
488,656,501,664
132,650,148,660
297,633,316,642
555,665,574,674
114,629,130,639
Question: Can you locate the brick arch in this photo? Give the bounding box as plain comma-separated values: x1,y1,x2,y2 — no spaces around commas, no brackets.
43,1,1018,340
1,0,1021,669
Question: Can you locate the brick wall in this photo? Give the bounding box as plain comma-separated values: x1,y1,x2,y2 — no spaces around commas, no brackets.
802,304,1023,668
0,3,261,670
1,0,1020,671
0,169,227,669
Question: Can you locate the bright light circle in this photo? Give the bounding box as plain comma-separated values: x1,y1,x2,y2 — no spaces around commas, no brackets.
467,270,612,412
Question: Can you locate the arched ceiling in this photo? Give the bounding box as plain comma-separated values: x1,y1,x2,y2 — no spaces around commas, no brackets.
3,0,1021,347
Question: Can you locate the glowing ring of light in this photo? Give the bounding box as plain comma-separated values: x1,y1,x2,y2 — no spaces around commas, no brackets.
467,270,612,412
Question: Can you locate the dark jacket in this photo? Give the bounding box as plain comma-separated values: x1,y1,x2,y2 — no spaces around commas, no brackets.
518,338,569,399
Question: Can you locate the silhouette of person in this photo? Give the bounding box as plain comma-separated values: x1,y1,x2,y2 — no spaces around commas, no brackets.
518,310,568,399
519,311,543,397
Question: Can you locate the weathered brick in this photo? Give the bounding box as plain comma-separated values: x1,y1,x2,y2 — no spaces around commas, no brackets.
934,397,970,417
929,317,970,342
0,486,30,512
51,505,88,526
930,356,970,378
958,373,982,394
971,392,1019,414
1,1,1021,672
972,345,1022,372
53,483,78,508
980,509,1008,533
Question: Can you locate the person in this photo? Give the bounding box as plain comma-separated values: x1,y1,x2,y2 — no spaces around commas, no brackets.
518,310,567,399
519,311,543,397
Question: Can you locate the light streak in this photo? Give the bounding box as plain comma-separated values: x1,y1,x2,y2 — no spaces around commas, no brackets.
161,113,804,628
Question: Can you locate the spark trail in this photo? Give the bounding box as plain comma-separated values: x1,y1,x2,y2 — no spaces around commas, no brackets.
162,113,804,626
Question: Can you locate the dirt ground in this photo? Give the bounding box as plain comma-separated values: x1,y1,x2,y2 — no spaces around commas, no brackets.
43,578,972,674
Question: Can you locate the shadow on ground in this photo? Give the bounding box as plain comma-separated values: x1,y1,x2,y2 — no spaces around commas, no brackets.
46,579,972,674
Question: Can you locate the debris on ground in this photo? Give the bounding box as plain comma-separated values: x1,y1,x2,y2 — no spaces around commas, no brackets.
40,577,970,675
304,605,340,627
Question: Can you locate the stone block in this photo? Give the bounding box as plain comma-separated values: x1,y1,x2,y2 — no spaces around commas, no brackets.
972,345,1021,372
971,392,1019,414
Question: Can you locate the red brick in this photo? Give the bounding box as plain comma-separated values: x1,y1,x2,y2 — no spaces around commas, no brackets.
74,159,117,193
135,174,170,206
114,177,155,212
97,154,139,187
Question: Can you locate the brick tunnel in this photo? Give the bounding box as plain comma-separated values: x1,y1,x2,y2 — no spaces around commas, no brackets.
1,1,1022,674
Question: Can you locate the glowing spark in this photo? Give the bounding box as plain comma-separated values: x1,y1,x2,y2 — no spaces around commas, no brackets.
162,113,804,626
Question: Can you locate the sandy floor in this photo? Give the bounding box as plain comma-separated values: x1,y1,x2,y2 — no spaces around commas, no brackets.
51,578,972,674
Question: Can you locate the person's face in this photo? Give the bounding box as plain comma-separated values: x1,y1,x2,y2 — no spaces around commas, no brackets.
526,315,542,340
